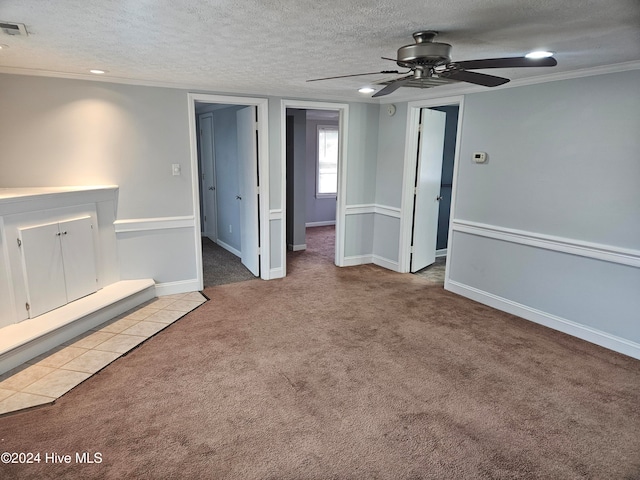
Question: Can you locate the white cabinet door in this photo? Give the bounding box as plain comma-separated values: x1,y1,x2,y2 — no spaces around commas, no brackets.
19,216,98,318
60,216,97,302
19,222,67,318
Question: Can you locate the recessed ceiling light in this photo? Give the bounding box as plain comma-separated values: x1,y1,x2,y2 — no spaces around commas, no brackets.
525,51,554,59
89,69,107,74
358,87,375,94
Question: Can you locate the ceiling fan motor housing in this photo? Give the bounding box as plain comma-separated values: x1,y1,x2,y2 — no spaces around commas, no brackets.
397,31,452,67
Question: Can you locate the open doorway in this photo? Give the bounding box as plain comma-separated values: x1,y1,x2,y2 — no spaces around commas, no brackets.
285,108,339,266
280,100,348,276
188,94,270,290
399,97,463,286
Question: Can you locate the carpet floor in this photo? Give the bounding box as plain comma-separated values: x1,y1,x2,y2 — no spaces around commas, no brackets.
202,237,256,287
1,227,639,479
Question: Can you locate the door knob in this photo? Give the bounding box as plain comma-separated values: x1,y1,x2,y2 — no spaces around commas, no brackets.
436,195,442,201
208,186,214,190
236,195,242,200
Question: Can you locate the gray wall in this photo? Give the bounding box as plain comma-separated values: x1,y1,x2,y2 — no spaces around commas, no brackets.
455,71,640,247
0,74,384,289
0,75,193,219
449,69,640,349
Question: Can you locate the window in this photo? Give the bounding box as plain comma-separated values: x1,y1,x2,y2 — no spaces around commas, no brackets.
316,125,339,197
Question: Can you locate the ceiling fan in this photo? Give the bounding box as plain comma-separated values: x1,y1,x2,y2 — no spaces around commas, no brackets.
308,31,557,97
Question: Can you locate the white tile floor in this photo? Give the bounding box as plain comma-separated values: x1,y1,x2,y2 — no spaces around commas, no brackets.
0,292,207,416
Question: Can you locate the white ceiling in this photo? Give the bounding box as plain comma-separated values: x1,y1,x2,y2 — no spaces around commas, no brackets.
1,0,639,102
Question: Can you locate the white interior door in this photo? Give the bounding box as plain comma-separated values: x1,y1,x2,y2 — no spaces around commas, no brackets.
19,221,67,318
199,113,217,241
411,108,447,273
60,216,97,302
237,106,260,276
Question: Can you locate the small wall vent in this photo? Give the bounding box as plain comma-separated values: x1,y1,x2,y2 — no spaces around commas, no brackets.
0,22,28,36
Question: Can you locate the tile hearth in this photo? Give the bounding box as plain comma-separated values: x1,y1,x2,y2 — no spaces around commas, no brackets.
0,292,206,416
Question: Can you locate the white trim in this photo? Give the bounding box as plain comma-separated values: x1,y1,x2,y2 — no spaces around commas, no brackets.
452,220,640,268
345,204,376,215
269,267,284,279
281,100,349,273
435,248,448,258
446,279,640,360
374,205,401,219
399,96,465,274
155,279,201,296
216,239,241,258
269,209,283,221
342,255,373,267
372,255,400,272
305,221,335,227
114,216,195,233
288,244,307,251
3,60,638,105
345,204,401,218
188,93,270,286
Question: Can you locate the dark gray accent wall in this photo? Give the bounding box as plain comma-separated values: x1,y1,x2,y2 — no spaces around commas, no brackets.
285,109,307,249
430,105,459,250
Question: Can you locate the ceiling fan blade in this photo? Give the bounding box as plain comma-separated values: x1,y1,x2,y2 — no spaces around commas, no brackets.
307,70,400,82
454,56,557,69
441,70,510,87
372,75,414,97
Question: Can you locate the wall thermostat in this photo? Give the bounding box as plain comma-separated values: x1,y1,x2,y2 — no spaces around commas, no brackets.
473,152,487,163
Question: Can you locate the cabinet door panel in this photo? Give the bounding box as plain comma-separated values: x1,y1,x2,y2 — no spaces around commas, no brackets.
19,222,67,318
60,216,98,302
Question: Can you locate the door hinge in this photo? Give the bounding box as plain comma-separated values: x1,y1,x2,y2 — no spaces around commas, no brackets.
418,123,423,133
25,302,30,311
257,247,261,255
17,238,21,247
256,186,260,195
410,245,414,254
414,187,418,195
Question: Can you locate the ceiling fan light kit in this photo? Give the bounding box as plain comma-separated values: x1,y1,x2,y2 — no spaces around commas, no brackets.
308,30,558,97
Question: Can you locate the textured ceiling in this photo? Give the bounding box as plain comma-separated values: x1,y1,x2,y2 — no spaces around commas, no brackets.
1,0,639,102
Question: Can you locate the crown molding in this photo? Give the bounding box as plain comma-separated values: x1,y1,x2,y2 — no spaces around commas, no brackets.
0,60,638,104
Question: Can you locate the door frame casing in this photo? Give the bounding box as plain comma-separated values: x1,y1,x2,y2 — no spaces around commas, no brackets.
280,100,349,276
398,95,464,276
188,93,270,290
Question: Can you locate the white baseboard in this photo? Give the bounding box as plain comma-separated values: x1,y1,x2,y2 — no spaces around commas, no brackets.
305,221,336,227
216,239,241,258
435,248,448,258
287,244,306,251
269,267,284,279
155,279,201,296
342,255,373,267
372,255,401,272
446,279,640,360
